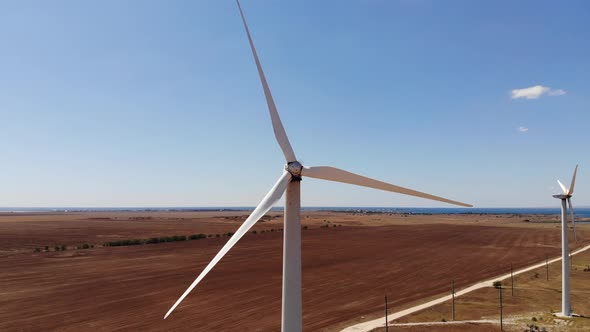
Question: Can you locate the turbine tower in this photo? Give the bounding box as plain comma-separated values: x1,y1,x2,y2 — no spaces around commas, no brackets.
164,2,472,330
553,164,578,317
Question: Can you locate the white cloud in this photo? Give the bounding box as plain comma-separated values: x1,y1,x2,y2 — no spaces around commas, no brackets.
517,126,529,133
548,89,566,96
510,85,566,99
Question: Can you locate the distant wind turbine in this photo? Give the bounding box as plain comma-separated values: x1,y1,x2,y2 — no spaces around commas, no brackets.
553,165,578,317
164,1,472,330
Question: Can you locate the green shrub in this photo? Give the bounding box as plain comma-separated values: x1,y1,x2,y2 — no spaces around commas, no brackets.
33,247,41,252
106,239,142,247
55,246,60,251
44,246,49,251
146,237,160,244
524,324,546,332
252,230,257,234
172,235,186,242
60,245,67,251
189,234,207,240
493,280,502,289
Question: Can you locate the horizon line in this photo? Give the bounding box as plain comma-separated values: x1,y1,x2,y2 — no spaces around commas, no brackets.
1,206,589,209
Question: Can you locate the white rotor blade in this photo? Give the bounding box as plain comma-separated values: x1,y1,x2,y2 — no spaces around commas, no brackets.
236,0,296,162
568,165,578,195
557,180,568,195
302,166,472,207
164,171,292,319
568,197,577,242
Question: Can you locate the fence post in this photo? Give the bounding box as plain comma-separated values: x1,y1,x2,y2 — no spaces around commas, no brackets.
452,280,455,321
546,255,549,281
385,295,388,332
510,264,514,296
499,286,503,331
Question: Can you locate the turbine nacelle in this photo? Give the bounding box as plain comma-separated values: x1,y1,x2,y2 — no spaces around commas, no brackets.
285,161,303,179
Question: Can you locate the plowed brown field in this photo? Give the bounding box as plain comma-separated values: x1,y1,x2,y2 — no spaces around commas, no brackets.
1,211,587,331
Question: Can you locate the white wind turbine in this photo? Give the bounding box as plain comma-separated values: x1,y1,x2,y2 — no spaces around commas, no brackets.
553,164,578,317
164,1,472,330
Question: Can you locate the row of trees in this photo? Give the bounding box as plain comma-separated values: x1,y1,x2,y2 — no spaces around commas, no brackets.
33,243,92,252
105,233,209,247
33,224,329,252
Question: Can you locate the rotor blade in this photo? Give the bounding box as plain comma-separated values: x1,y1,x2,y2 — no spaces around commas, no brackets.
302,166,472,207
568,165,578,195
236,0,296,162
164,171,292,319
568,197,577,242
557,180,568,195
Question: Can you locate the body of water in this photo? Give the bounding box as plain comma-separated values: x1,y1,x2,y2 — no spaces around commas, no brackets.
1,207,590,218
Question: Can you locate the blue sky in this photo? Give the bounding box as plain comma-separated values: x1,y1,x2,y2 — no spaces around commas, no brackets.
1,0,589,208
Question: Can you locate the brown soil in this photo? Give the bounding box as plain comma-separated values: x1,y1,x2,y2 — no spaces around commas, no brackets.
0,211,588,332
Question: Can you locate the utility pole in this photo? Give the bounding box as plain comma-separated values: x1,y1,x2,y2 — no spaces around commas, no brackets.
546,255,549,281
499,286,503,331
385,295,388,332
510,264,514,296
452,280,456,321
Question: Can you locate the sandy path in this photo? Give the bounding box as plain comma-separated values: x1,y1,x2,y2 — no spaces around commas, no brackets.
341,244,590,332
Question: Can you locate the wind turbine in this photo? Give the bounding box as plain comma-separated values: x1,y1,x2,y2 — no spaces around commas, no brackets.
553,164,578,317
164,1,472,330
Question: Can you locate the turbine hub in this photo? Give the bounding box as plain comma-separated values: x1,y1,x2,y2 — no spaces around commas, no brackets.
285,161,303,179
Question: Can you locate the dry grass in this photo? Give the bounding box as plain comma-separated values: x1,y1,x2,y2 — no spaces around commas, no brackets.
376,247,590,332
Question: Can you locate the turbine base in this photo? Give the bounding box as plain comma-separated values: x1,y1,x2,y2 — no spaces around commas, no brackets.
553,312,577,318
